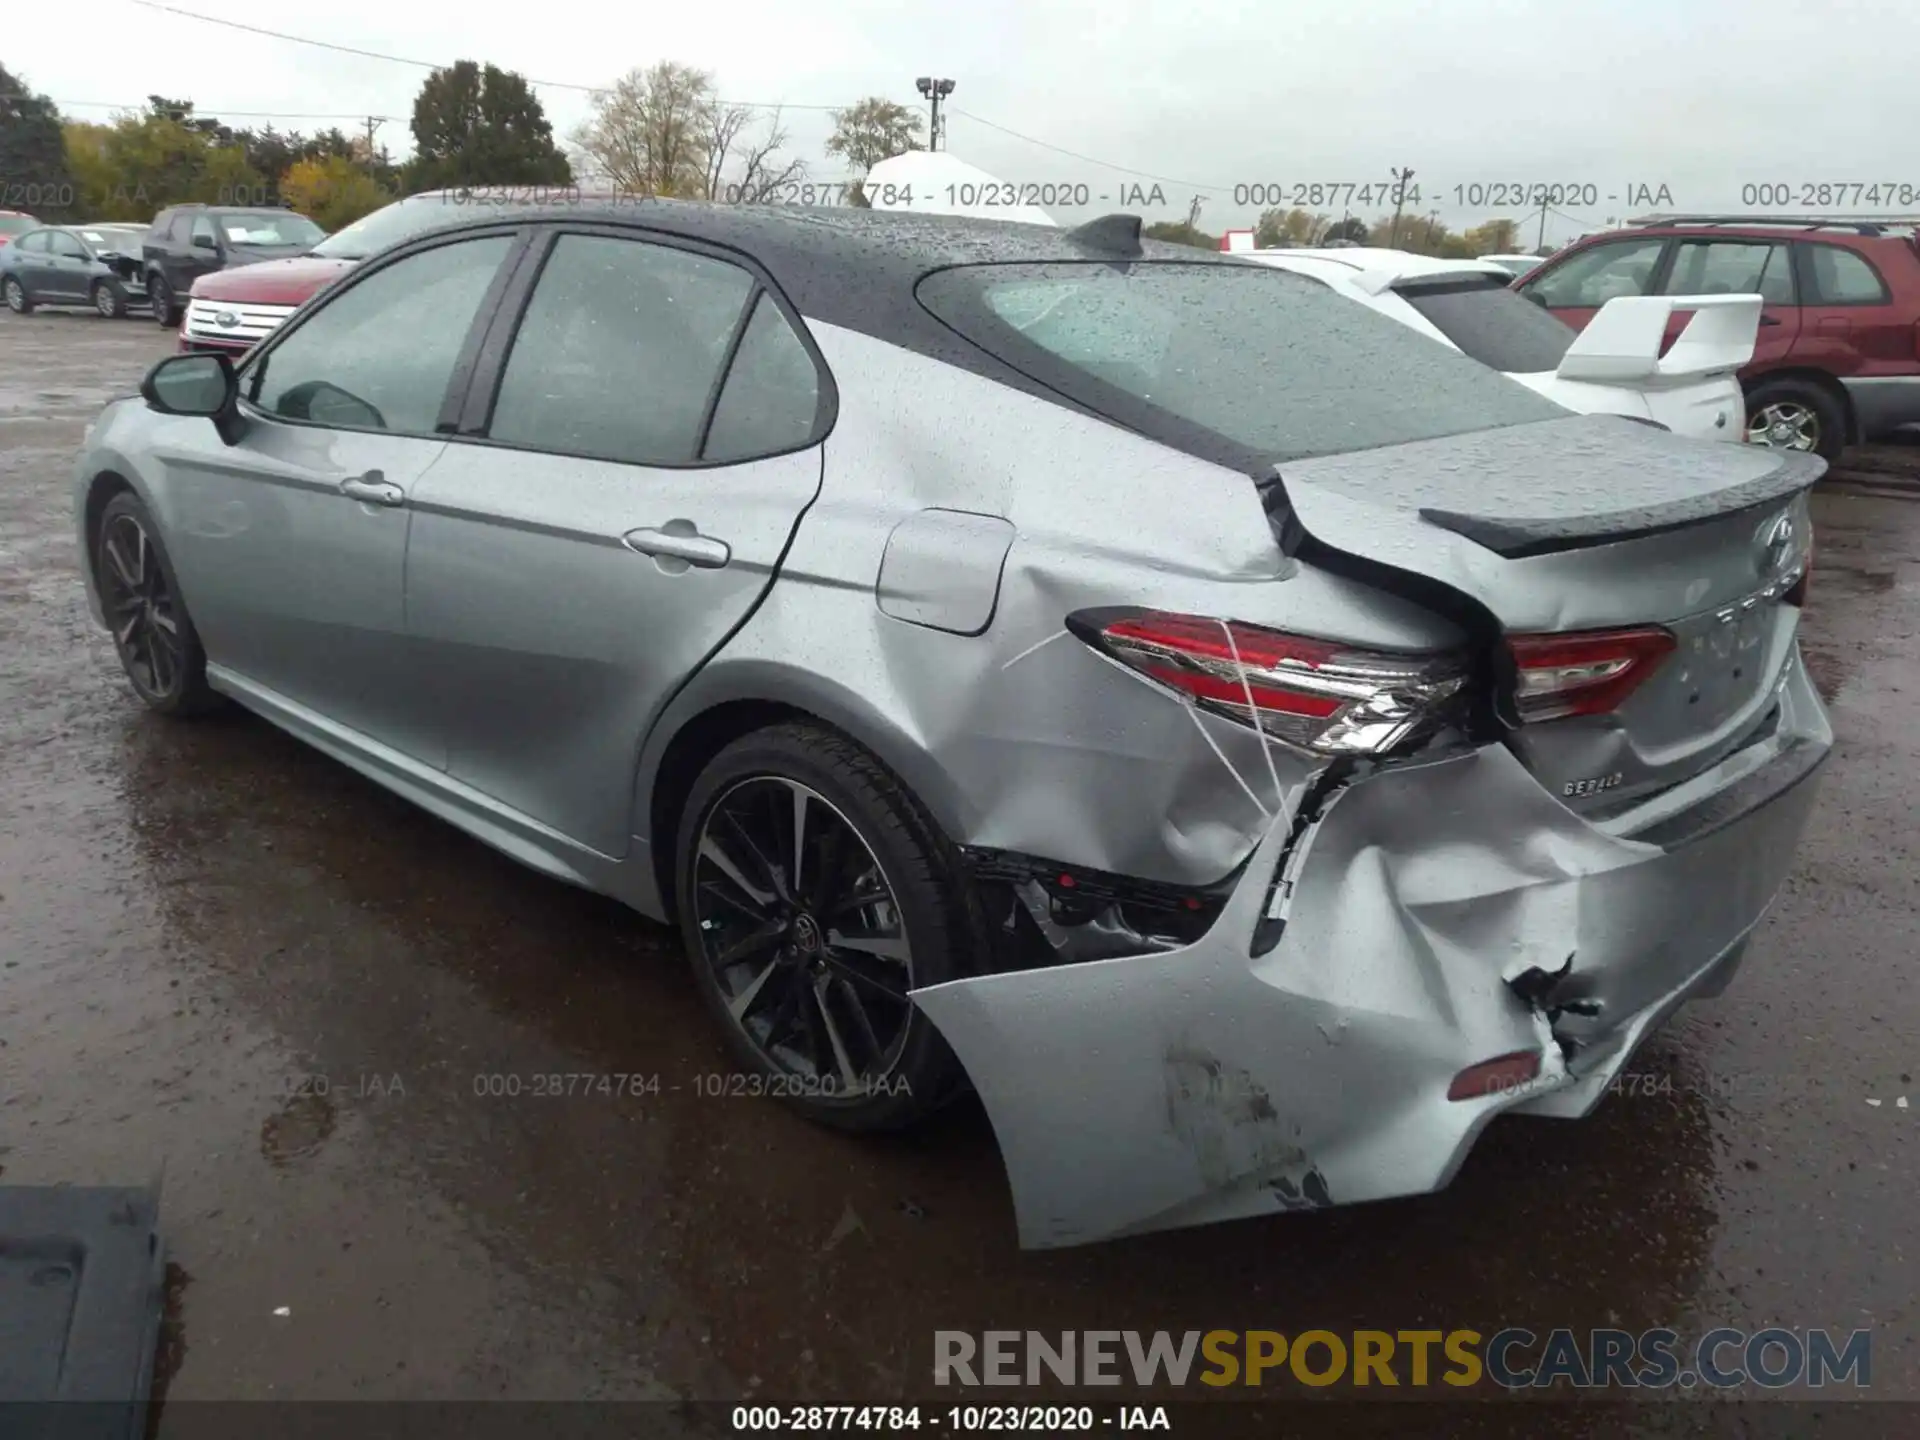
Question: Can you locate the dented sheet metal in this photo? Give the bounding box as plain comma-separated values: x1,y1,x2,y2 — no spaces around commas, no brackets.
911,657,1830,1249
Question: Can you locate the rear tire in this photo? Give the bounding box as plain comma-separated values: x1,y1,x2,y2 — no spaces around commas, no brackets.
94,492,220,716
149,274,180,327
3,275,32,314
1745,377,1845,461
674,722,978,1132
92,279,127,319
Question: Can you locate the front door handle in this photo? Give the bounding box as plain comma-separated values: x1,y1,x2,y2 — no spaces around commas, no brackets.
340,472,405,507
623,524,731,569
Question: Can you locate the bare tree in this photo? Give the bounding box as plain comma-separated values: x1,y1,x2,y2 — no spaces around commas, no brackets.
718,106,807,203
825,97,923,205
571,61,715,197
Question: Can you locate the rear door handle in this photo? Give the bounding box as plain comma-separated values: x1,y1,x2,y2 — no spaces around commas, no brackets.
340,472,405,507
622,524,731,569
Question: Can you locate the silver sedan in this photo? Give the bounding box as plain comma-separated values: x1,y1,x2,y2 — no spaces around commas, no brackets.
72,202,1830,1247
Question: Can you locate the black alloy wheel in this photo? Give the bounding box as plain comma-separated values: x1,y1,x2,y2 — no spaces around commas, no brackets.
94,492,218,714
676,724,974,1131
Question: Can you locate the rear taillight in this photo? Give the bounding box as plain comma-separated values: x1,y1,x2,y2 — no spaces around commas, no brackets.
1508,627,1676,722
1067,608,1468,755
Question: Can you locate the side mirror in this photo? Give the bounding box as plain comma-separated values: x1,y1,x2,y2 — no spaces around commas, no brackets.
142,352,235,417
140,352,247,445
192,233,219,251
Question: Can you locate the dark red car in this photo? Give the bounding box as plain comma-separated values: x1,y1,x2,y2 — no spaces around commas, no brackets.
1516,216,1920,459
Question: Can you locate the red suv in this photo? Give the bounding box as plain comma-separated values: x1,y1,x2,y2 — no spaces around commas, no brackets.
1516,216,1920,459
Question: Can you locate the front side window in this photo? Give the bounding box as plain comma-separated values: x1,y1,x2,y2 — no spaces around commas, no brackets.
249,235,513,435
1523,238,1668,308
487,234,756,465
1803,245,1889,305
190,214,217,247
918,261,1567,469
49,233,87,260
1662,241,1795,304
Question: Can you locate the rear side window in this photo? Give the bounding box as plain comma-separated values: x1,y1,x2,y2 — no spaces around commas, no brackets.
702,293,823,462
1803,245,1889,305
15,231,47,254
1393,276,1576,374
917,261,1568,469
1662,240,1794,304
488,234,756,466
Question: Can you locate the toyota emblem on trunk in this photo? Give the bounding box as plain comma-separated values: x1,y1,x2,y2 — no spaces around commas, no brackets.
1759,513,1794,576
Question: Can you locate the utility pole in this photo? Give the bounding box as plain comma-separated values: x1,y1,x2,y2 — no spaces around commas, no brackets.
363,116,386,174
1425,210,1440,252
1388,166,1415,247
1536,194,1549,252
916,77,956,151
1186,193,1204,234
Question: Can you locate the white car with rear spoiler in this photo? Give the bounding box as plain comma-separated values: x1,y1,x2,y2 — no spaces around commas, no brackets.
1229,243,1759,443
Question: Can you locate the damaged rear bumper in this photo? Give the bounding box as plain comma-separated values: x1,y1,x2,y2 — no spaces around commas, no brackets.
910,651,1831,1249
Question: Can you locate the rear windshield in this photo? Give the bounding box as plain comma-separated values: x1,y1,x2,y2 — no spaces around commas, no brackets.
1394,275,1577,374
916,261,1567,468
218,212,325,246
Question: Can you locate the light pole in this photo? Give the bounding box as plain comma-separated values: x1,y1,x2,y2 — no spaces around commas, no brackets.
916,77,956,151
1388,166,1415,248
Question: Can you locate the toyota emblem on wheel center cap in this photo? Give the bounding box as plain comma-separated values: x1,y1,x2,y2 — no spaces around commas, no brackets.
791,912,823,955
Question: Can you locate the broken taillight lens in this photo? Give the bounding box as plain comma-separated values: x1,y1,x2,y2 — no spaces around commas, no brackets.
1508,626,1676,722
1067,608,1469,755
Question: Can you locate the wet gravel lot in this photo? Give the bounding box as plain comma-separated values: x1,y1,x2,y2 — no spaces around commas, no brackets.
1,309,1916,1436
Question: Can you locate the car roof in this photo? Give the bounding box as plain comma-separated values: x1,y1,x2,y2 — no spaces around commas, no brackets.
403,200,1246,334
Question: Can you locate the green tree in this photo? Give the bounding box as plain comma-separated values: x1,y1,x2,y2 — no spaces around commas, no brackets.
406,61,572,191
825,97,923,204
1462,218,1524,255
1254,206,1332,248
1142,220,1218,249
2,65,78,218
1321,215,1370,245
571,61,716,197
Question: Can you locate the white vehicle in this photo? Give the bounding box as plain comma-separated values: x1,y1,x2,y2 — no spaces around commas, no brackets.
1478,252,1545,279
863,152,1054,226
1236,247,1758,443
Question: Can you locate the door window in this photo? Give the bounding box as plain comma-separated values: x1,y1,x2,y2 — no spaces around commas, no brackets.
1661,241,1795,304
49,233,88,260
14,231,47,255
487,234,755,465
248,234,513,436
1803,245,1889,305
1524,238,1668,308
190,214,218,247
702,292,824,461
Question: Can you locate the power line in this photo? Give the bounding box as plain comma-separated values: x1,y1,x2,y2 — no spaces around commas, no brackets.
124,0,881,109
948,109,1232,192
56,98,405,120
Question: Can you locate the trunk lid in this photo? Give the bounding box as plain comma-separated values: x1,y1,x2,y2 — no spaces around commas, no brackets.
1273,412,1822,814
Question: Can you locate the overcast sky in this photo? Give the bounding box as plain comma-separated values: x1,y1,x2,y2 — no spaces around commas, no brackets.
12,0,1920,244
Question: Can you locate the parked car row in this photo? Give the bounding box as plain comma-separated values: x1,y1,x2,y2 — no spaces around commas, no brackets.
1,222,150,317
76,185,1829,1248
1516,215,1920,459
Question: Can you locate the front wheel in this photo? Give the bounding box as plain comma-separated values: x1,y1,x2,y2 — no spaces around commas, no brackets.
92,279,128,319
674,723,977,1131
149,275,179,327
95,492,220,715
3,275,31,314
1746,378,1845,461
